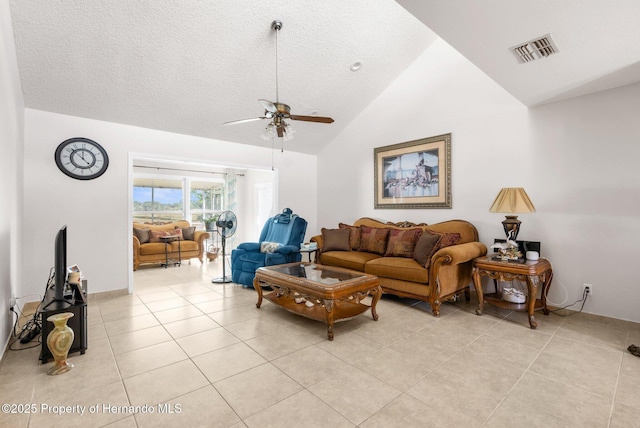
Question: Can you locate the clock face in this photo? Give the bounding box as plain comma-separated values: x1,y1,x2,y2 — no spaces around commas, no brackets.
55,138,109,180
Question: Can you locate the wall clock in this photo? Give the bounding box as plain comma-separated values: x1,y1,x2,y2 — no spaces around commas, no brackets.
54,137,109,180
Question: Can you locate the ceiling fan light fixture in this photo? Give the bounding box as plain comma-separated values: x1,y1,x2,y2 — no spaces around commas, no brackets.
224,19,334,144
261,121,295,142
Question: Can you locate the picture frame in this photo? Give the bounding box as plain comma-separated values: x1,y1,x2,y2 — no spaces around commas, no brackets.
374,133,451,209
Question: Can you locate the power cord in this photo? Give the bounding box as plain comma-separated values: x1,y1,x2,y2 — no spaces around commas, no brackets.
507,277,589,317
547,286,589,317
8,308,42,350
8,276,49,351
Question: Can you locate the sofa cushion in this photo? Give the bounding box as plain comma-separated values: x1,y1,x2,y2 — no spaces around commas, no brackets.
322,228,352,252
384,228,423,258
339,223,361,250
139,243,168,255
170,240,198,252
365,257,429,284
413,230,443,268
177,226,196,241
134,228,151,244
358,226,390,255
320,251,381,272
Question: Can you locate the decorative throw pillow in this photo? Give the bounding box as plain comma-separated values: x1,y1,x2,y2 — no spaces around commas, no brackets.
338,223,361,250
434,232,462,251
321,228,352,252
177,226,196,241
149,230,169,243
133,228,151,244
358,226,390,255
167,229,183,240
260,241,283,253
384,228,423,258
413,230,443,268
149,229,183,242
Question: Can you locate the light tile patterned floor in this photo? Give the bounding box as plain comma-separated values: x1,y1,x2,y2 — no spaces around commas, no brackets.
1,259,639,427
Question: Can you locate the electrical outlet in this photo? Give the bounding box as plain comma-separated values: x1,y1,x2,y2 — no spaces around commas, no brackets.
10,297,16,309
583,283,592,296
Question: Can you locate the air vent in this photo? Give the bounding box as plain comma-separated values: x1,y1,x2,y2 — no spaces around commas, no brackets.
511,34,558,63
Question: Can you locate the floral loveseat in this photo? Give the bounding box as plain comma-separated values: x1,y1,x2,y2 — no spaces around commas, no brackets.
311,217,487,316
132,220,209,270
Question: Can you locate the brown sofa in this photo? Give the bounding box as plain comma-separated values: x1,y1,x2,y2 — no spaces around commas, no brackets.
133,220,209,270
311,217,487,316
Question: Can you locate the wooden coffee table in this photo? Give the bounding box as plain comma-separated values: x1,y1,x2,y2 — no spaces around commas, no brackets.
253,263,382,340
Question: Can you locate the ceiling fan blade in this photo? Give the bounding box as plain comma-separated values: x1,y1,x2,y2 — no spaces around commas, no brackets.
289,115,334,124
259,99,278,113
223,117,267,126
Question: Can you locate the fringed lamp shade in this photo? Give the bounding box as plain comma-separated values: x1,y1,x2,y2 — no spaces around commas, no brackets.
489,187,536,240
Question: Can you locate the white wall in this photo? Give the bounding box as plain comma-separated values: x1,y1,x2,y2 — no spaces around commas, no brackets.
0,0,24,351
317,38,640,323
21,110,317,300
241,169,276,243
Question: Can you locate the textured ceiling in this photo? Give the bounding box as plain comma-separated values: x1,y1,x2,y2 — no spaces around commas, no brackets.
10,1,640,155
398,0,640,106
9,0,436,154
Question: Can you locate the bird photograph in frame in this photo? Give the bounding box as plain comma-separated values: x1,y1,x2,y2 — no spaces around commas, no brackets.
374,133,451,209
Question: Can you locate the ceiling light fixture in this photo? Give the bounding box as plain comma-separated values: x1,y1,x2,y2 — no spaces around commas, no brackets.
223,20,334,149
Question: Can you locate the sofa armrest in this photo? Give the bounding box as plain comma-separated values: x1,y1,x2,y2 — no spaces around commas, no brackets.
133,235,141,253
429,242,488,299
274,244,300,255
310,235,323,251
238,242,261,252
193,231,210,247
432,241,488,266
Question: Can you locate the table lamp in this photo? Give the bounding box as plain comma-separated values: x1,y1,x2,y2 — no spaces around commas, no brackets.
489,187,535,240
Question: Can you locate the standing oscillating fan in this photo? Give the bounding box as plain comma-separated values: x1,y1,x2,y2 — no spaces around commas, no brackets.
211,210,237,283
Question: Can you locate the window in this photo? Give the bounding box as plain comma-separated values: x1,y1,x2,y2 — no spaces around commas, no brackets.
133,178,184,224
190,180,225,226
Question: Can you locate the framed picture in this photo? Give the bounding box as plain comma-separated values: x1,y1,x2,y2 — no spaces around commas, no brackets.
374,133,451,209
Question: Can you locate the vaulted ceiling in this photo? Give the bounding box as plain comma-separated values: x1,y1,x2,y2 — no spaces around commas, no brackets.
9,1,640,155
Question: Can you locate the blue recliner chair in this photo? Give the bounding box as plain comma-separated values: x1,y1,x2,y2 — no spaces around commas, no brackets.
231,208,307,288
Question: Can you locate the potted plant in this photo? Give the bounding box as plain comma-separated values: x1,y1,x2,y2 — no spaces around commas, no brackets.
204,213,219,231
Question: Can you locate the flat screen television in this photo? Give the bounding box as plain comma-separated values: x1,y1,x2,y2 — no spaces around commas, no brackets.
43,225,72,310
54,225,68,301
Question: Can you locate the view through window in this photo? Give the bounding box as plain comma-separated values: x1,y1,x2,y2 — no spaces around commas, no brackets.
133,176,226,227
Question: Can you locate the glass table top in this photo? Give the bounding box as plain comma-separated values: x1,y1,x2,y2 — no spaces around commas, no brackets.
269,263,366,285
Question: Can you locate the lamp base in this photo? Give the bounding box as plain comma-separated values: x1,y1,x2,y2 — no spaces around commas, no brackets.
502,215,521,240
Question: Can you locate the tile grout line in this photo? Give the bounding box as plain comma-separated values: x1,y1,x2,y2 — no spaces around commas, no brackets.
479,317,556,426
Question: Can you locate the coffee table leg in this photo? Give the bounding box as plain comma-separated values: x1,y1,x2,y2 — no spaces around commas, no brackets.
370,285,382,321
254,277,263,308
324,299,335,341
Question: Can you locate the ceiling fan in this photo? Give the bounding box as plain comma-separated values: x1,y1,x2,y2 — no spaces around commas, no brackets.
223,20,334,140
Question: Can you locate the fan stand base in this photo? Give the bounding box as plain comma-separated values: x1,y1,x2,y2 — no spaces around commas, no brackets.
211,276,233,284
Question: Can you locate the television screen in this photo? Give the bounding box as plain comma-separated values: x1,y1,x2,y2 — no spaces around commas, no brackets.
54,225,68,301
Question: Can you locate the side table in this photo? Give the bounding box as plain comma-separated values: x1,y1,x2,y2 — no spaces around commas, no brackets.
299,248,317,263
159,236,181,268
472,256,553,329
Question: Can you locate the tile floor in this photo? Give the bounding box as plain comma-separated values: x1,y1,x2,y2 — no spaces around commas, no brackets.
1,259,639,427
